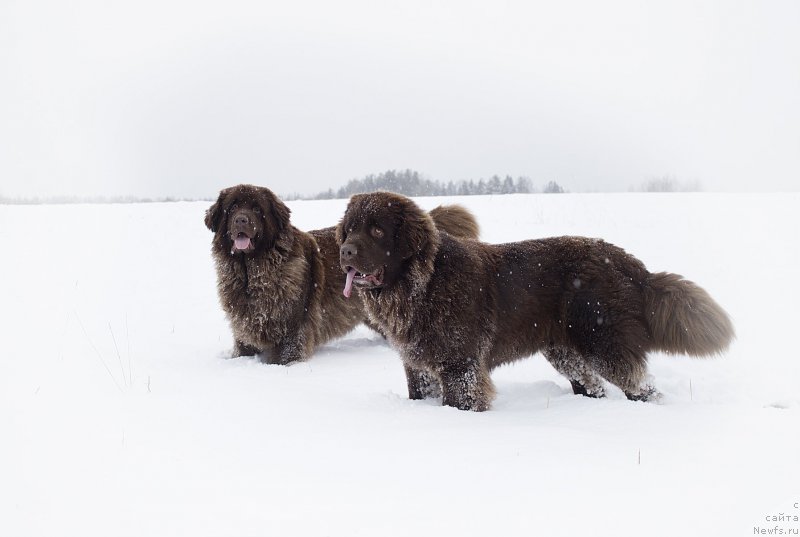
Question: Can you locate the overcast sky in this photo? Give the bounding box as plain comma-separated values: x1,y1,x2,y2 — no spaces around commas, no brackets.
1,0,798,199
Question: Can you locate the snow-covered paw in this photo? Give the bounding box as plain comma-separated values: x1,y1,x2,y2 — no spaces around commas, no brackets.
626,384,663,403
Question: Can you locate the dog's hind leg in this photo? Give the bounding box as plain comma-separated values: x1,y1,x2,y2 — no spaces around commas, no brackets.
567,303,662,402
588,347,662,402
543,346,606,398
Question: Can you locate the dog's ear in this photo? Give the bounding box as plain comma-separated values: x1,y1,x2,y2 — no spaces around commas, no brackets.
261,189,291,231
395,196,435,260
334,219,345,245
336,194,364,244
205,189,229,232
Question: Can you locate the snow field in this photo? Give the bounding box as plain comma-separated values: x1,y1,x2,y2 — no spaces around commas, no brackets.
1,193,798,536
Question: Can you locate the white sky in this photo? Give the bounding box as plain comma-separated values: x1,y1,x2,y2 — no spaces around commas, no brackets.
1,0,798,198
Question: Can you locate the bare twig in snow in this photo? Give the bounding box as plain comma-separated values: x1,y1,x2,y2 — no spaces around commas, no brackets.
74,311,122,392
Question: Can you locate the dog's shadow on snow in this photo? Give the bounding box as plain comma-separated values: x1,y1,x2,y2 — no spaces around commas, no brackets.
316,335,390,356
215,334,389,364
492,380,585,411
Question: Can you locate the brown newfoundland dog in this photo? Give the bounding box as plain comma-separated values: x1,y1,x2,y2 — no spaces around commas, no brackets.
338,191,734,411
205,184,478,364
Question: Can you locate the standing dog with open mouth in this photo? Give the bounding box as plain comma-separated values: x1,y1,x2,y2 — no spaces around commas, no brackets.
338,191,734,411
205,184,478,364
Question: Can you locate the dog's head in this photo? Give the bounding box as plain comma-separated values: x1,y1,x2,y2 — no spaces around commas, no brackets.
205,184,291,256
337,191,437,297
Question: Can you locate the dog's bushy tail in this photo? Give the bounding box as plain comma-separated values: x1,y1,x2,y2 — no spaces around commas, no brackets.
429,205,480,240
644,272,734,356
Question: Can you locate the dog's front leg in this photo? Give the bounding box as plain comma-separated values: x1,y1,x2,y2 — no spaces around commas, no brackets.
264,333,308,365
404,364,442,400
233,339,260,358
439,361,495,412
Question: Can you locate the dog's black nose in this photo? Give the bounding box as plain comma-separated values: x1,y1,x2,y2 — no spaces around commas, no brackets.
340,243,357,262
234,214,250,226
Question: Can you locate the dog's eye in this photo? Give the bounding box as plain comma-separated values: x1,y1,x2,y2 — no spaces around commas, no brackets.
252,206,262,215
371,226,384,239
231,203,239,211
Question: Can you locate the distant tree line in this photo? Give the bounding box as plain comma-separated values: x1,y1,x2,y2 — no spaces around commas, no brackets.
1,172,702,205
631,176,702,193
290,169,567,200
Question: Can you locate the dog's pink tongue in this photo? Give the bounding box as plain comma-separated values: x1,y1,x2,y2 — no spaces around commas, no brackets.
343,268,356,298
234,236,251,250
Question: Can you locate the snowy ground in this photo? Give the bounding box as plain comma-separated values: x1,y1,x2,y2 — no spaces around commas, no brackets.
1,193,799,536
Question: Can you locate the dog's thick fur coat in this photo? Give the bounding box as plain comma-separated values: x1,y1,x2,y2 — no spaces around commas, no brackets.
338,192,734,410
205,185,478,364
